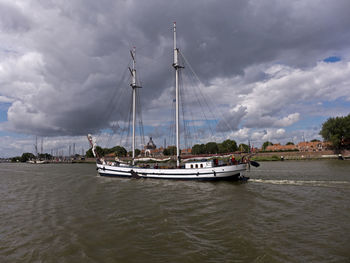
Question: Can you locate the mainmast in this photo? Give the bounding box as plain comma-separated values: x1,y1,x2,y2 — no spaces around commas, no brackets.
172,22,183,167
129,47,141,165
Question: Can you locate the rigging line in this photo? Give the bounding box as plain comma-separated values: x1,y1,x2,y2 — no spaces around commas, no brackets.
136,89,145,150
183,68,197,145
185,61,217,136
183,66,215,136
103,70,132,148
119,91,133,148
169,98,176,148
95,63,131,146
192,79,217,137
178,53,216,137
179,68,189,149
113,63,135,148
180,73,196,144
181,73,199,147
179,51,234,133
125,92,133,151
103,65,130,123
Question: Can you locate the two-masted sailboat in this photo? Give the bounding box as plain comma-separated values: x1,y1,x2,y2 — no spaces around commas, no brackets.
88,23,249,180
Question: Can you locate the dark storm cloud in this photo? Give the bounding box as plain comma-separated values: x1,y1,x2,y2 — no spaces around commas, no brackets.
0,2,31,32
1,0,350,137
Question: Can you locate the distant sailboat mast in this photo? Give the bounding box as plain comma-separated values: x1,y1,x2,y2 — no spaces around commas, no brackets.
34,136,38,158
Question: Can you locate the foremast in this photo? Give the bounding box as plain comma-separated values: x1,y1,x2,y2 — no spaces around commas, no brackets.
173,22,183,167
129,48,141,165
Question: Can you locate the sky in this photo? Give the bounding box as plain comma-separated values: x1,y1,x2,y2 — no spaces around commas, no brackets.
0,0,350,157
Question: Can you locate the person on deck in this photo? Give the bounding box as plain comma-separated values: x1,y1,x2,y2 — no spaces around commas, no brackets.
231,155,237,165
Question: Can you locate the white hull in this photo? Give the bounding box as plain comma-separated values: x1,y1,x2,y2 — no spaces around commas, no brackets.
27,160,48,164
96,163,247,181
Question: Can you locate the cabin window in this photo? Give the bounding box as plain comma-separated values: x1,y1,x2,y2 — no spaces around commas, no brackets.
195,164,198,168
200,164,203,168
190,164,193,168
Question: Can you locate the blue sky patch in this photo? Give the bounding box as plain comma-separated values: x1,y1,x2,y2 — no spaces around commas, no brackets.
0,103,10,122
286,115,327,132
323,56,341,63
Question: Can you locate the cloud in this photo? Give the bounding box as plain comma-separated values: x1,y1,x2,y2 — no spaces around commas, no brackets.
0,1,32,33
231,62,350,129
245,113,300,129
0,96,13,103
228,128,251,142
216,106,247,132
1,0,350,156
251,128,286,142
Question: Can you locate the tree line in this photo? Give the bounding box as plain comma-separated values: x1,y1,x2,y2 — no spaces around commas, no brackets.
84,113,350,159
85,139,250,158
320,114,350,149
191,139,250,155
11,153,53,162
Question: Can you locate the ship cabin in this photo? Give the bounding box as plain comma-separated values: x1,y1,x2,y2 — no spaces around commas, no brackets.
185,160,214,169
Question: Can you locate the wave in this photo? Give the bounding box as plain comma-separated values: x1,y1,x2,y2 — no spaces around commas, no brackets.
250,179,350,188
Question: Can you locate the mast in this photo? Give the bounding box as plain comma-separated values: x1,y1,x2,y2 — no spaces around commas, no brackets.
172,22,183,167
34,136,38,158
129,47,141,165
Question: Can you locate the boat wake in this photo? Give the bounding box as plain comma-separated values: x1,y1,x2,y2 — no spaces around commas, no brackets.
250,179,350,188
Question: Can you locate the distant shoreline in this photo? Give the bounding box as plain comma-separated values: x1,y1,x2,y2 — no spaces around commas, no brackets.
2,149,349,163
250,150,350,161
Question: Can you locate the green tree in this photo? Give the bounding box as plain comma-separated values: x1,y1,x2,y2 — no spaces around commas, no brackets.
163,146,177,156
310,139,320,142
286,142,294,145
320,114,350,149
205,142,218,154
111,146,127,157
38,153,53,160
103,148,113,154
238,143,249,152
86,146,104,158
127,149,140,157
20,152,35,162
219,139,238,153
96,146,104,157
217,143,225,154
262,141,273,150
191,144,206,155
11,156,21,162
86,148,94,158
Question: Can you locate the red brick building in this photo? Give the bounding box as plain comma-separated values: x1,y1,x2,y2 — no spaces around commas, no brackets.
265,143,297,151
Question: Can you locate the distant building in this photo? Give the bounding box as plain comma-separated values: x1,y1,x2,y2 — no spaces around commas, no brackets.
145,137,156,150
263,141,331,152
181,148,192,156
144,137,157,156
141,137,166,157
297,141,331,152
150,147,165,157
265,143,297,152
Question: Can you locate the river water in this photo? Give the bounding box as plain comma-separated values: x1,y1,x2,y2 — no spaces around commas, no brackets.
1,160,349,262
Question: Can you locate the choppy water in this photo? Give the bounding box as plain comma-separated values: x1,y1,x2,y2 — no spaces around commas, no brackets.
1,160,349,262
